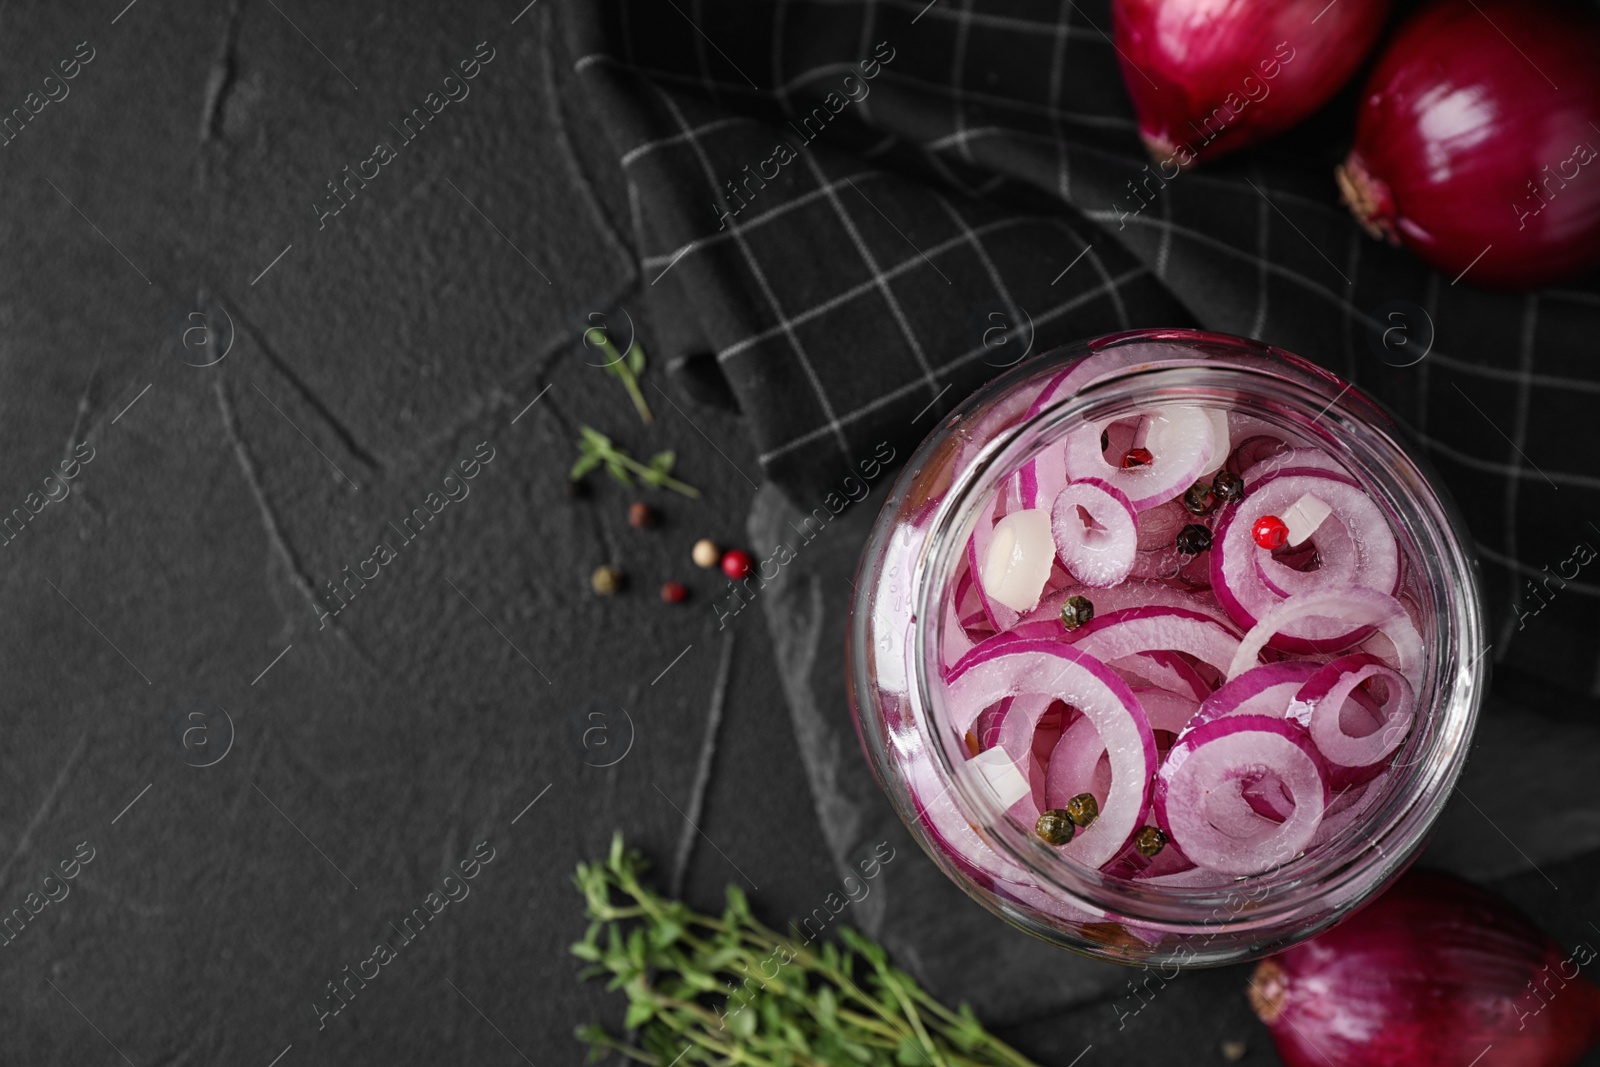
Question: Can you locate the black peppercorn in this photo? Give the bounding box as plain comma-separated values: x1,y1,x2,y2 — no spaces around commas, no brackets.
1212,469,1245,503
1060,595,1096,631
1176,523,1213,555
1182,481,1217,516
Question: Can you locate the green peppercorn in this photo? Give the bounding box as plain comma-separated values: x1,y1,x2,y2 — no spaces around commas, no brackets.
1035,809,1076,846
1065,792,1099,828
1060,595,1095,631
1176,523,1213,555
1212,469,1245,503
1134,826,1167,857
1182,481,1217,516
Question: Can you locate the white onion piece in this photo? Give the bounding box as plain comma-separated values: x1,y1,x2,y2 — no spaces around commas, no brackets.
1281,492,1333,547
946,640,1156,869
980,508,1055,613
1155,715,1330,876
1229,589,1424,688
966,489,1023,631
1297,654,1415,768
1063,406,1216,510
966,746,1032,809
1050,479,1138,588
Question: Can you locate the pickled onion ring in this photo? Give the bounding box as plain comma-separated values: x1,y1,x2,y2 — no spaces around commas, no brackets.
1154,715,1330,876
1051,478,1139,588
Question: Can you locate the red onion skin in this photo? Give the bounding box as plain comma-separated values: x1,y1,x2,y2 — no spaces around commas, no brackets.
1339,0,1600,289
1112,0,1391,168
1251,870,1600,1067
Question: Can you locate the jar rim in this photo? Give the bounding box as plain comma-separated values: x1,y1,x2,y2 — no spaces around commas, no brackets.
900,339,1487,942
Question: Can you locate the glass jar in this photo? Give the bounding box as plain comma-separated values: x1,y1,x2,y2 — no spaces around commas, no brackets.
846,329,1486,967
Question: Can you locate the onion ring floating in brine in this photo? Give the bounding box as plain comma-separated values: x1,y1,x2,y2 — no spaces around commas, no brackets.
1155,715,1330,876
1051,478,1139,588
1064,406,1218,511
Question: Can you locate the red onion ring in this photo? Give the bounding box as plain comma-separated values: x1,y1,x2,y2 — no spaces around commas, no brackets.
1112,649,1212,702
1069,605,1245,679
1045,687,1198,814
1239,447,1350,486
1211,468,1399,651
1064,406,1217,510
1051,478,1139,588
1229,589,1424,689
1185,661,1321,734
1296,653,1415,768
946,639,1157,869
1155,715,1331,876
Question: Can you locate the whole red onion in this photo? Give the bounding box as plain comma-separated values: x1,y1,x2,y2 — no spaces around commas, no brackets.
1112,0,1392,168
1249,869,1600,1067
1338,0,1600,289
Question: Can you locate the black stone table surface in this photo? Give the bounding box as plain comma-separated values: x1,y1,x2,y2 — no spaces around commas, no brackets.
2,3,1597,1066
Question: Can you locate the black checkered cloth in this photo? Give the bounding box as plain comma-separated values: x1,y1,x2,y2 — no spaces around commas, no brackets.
556,0,1600,700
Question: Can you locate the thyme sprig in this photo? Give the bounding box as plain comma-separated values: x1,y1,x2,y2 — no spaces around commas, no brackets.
586,327,653,424
572,834,1041,1067
571,426,700,498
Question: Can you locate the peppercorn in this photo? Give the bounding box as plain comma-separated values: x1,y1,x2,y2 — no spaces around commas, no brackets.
591,565,624,596
1035,809,1076,846
1176,523,1213,555
1212,469,1244,503
1121,447,1154,469
721,549,753,580
1060,595,1095,631
1182,481,1217,516
660,581,688,604
1134,826,1167,857
565,479,589,499
691,539,721,569
1065,793,1099,828
628,502,656,529
1253,514,1289,550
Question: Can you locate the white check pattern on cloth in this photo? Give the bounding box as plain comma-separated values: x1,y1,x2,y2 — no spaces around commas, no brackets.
559,0,1600,696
